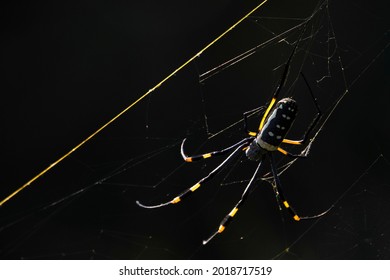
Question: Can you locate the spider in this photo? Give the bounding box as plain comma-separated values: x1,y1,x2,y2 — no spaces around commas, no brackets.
136,32,331,245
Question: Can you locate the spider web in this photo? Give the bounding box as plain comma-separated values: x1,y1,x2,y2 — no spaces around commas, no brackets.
1,0,389,259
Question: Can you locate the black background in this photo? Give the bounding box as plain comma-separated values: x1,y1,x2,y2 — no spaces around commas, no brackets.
1,0,389,259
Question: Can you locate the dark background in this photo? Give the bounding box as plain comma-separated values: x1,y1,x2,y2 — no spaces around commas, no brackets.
1,0,389,259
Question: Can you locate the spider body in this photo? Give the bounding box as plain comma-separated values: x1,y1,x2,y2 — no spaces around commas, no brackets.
246,98,298,161
137,32,330,245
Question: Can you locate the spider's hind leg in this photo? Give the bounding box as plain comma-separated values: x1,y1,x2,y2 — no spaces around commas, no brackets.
269,153,331,221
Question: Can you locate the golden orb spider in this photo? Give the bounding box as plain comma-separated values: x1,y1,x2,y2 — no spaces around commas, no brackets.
137,30,332,245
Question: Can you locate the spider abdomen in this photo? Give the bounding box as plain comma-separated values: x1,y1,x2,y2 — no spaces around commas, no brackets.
257,97,297,151
245,98,297,161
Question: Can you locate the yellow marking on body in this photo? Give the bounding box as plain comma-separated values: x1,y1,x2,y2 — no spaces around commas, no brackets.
242,146,249,151
283,201,290,208
218,225,225,233
229,207,239,217
185,157,193,162
203,153,212,159
259,97,276,131
282,139,302,145
277,147,288,155
293,215,301,221
171,197,181,204
248,131,257,137
190,183,201,192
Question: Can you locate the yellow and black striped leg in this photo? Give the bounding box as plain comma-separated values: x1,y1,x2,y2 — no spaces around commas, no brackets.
269,153,331,221
282,139,303,145
136,141,250,209
279,73,322,148
277,73,322,158
181,137,254,162
277,147,308,158
203,156,265,245
274,74,321,150
269,153,301,221
257,33,304,132
279,113,321,148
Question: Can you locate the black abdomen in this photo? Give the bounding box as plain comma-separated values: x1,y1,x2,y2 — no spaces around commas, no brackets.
257,98,297,150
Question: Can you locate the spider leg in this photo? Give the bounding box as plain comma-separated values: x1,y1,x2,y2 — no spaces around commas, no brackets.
269,153,331,221
277,147,308,158
136,141,251,209
269,153,300,220
281,72,322,146
181,137,253,162
243,107,265,136
258,24,309,133
258,38,302,132
203,155,265,245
